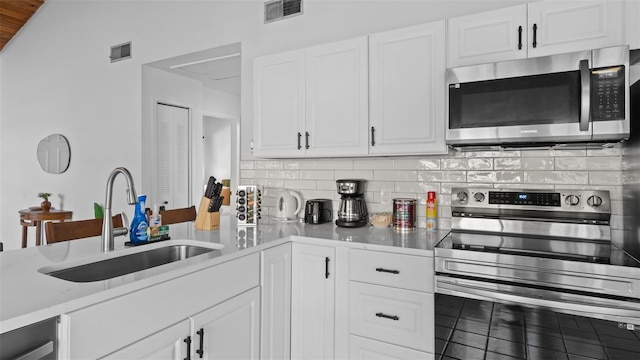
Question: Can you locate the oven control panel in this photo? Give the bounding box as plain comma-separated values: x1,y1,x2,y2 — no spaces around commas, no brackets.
452,188,611,214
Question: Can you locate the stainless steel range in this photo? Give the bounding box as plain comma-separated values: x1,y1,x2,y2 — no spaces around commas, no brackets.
434,187,640,360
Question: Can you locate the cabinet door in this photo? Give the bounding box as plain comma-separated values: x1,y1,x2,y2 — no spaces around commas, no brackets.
447,5,527,68
369,21,447,155
261,243,292,360
100,319,190,360
192,287,260,360
253,50,306,158
291,243,336,359
349,335,434,360
626,0,640,49
527,1,624,58
305,37,369,157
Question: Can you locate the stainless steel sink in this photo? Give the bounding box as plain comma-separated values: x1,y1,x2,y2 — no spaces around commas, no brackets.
44,245,221,282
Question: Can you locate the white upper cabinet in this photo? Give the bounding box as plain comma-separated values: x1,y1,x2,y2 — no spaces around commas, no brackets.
626,0,640,49
447,5,528,67
369,21,447,155
253,49,306,158
253,37,368,158
527,1,624,58
448,1,625,68
305,38,369,157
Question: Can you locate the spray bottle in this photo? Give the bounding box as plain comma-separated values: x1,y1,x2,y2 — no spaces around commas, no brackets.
130,194,149,243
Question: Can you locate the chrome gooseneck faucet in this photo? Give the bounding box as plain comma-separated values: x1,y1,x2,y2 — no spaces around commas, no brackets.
102,167,138,252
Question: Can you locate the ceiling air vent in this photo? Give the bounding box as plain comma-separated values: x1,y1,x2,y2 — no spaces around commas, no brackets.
265,0,303,24
110,42,132,63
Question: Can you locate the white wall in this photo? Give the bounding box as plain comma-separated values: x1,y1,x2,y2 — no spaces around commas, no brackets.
203,116,232,181
0,0,524,250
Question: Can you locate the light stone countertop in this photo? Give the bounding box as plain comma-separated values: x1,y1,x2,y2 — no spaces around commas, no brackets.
0,212,447,334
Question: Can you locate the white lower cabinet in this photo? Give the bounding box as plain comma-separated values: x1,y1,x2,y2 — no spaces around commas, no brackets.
349,335,434,360
61,253,260,359
102,319,191,359
348,249,434,359
349,282,434,353
192,287,260,360
291,242,336,359
260,243,292,360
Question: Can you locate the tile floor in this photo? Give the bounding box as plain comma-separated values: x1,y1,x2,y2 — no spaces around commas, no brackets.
435,294,640,360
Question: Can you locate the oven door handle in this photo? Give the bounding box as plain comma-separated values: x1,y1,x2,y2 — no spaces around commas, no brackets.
437,278,640,320
579,58,590,132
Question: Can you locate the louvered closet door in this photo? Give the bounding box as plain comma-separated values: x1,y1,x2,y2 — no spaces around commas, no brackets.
157,104,190,228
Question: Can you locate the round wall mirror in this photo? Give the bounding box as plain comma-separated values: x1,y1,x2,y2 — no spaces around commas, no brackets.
37,134,71,174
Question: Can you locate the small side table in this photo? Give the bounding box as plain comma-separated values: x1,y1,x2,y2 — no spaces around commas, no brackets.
19,209,73,247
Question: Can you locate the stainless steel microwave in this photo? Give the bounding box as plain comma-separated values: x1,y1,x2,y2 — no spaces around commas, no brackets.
446,46,630,147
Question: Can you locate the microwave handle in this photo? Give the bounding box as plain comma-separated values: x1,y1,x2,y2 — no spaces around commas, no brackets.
579,59,590,131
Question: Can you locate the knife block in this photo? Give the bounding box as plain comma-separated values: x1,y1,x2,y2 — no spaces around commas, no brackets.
194,197,220,230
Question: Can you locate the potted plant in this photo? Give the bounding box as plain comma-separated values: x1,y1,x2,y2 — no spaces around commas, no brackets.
38,192,52,211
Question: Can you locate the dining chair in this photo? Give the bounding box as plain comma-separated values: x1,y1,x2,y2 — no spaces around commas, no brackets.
45,214,124,244
158,206,197,225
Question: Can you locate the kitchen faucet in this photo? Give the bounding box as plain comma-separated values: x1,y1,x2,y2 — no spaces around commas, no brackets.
101,167,138,252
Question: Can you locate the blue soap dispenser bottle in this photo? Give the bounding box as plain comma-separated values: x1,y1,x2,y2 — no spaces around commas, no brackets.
130,194,149,243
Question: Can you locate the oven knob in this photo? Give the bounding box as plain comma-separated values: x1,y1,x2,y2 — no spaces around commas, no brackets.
456,191,468,202
565,194,580,206
473,192,485,202
587,195,603,207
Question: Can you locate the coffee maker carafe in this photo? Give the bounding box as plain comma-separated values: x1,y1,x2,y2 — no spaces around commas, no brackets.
336,179,368,228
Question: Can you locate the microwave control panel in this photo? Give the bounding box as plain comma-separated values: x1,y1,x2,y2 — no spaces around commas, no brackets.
591,66,625,121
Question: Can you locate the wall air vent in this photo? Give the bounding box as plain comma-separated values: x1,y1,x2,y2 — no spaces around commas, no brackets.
264,0,303,24
110,42,132,63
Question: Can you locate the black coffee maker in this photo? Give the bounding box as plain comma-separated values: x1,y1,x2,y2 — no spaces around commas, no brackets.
335,179,368,228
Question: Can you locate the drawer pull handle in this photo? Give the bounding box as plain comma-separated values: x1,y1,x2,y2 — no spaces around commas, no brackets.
325,257,330,279
196,328,205,358
184,336,192,360
375,267,399,274
376,312,399,321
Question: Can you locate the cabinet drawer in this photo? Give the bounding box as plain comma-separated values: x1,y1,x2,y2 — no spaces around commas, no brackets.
349,282,434,353
65,253,260,360
350,335,434,360
350,249,433,292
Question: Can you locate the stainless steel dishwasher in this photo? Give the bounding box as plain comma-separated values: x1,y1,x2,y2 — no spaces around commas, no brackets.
0,317,57,360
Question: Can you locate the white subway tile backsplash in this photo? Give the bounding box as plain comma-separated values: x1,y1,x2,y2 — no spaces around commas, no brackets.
394,158,440,170
374,170,418,182
317,159,354,170
354,159,394,170
284,160,317,170
255,160,284,169
283,179,317,190
242,149,625,229
468,171,523,183
525,171,589,184
590,171,622,185
442,158,493,170
268,170,284,179
317,180,337,191
299,170,334,180
585,157,622,170
240,161,255,170
394,182,439,193
464,150,521,158
418,171,466,183
254,170,269,178
335,170,374,180
555,157,587,170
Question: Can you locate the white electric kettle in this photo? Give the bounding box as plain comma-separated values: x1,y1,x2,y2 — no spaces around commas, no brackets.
275,190,303,220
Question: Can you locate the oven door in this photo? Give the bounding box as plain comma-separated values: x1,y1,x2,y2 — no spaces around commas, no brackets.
435,276,640,360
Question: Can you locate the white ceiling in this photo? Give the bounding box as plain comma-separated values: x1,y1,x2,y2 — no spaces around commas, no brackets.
146,43,241,96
